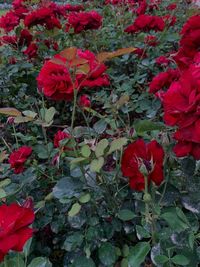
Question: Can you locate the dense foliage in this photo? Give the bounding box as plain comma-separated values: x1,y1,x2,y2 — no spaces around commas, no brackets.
1,0,200,266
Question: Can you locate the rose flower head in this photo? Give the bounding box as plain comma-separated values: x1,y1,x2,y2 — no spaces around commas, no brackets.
121,139,164,191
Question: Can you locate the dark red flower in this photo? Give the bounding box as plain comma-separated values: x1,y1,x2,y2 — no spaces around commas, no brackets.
64,4,84,12
155,55,170,66
9,146,32,174
23,43,38,59
54,130,71,148
121,139,164,191
1,36,17,47
24,7,61,30
19,29,33,47
37,49,109,101
125,14,165,33
78,94,91,108
66,11,102,33
162,61,200,159
0,203,34,262
0,11,20,32
37,59,73,101
149,68,180,94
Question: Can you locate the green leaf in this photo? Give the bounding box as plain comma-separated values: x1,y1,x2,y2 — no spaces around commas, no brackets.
53,177,83,200
81,145,91,158
121,258,129,267
27,257,52,267
44,107,57,123
93,119,107,134
136,225,150,240
154,255,169,264
108,137,127,154
68,203,81,217
79,193,91,203
22,110,37,118
72,257,95,267
171,255,190,266
70,157,86,169
0,188,6,198
134,120,164,134
90,157,104,173
161,208,189,233
95,139,109,157
23,238,33,258
128,242,151,267
0,178,11,188
63,232,83,252
118,209,136,221
99,242,118,266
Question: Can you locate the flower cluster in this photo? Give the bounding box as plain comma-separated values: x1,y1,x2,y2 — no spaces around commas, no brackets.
124,14,165,33
0,203,35,262
121,139,164,191
149,14,200,159
66,11,102,33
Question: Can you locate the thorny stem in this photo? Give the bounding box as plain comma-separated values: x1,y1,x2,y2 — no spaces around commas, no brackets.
71,89,78,129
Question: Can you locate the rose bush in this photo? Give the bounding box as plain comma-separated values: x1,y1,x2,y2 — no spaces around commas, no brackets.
1,0,200,266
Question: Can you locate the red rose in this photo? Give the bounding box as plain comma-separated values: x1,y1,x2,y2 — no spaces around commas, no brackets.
19,29,33,47
125,14,165,33
78,94,91,108
75,49,110,88
24,7,61,30
0,203,35,262
0,11,20,32
54,130,71,148
64,4,84,12
66,11,102,33
9,146,32,174
37,49,109,101
162,61,200,159
121,139,164,191
149,68,180,94
155,56,170,66
37,60,74,101
1,36,17,47
23,43,38,59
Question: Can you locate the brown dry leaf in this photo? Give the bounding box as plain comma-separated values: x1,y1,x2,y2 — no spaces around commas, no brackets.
60,47,77,61
0,107,22,117
76,64,90,74
70,58,89,67
50,58,66,67
0,151,8,163
97,47,136,62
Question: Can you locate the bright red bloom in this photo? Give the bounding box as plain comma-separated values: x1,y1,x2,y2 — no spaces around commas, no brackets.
134,47,147,58
78,94,91,108
0,203,34,262
23,43,38,59
121,139,164,191
37,59,73,101
64,4,84,12
149,68,180,94
37,49,109,101
125,14,165,33
162,61,200,159
144,35,158,46
24,7,61,30
54,130,71,148
9,146,32,174
75,49,110,88
66,11,102,33
0,11,20,32
1,36,17,47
